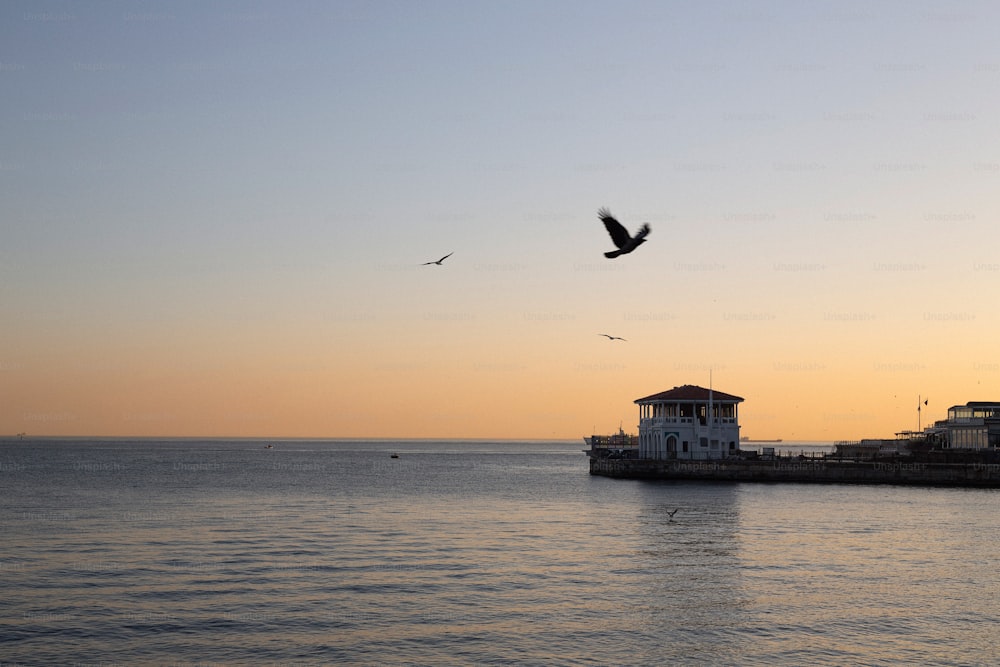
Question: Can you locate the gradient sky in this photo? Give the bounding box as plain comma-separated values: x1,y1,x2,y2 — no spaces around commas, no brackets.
2,0,999,440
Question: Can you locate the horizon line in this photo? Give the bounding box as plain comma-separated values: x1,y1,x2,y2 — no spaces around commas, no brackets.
0,434,839,445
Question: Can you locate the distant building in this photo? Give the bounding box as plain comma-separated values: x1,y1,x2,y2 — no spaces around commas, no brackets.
935,401,1000,449
635,384,743,460
835,400,1000,457
833,438,911,459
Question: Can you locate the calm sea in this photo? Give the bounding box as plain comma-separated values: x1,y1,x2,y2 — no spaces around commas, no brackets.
1,438,998,666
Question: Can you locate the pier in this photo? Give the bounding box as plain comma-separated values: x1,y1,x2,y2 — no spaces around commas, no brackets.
588,388,1000,487
590,455,1000,487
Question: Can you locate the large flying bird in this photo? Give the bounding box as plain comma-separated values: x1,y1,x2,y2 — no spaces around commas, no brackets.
598,208,650,258
422,252,453,266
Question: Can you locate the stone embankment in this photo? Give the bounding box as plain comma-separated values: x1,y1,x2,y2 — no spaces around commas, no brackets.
590,457,1000,487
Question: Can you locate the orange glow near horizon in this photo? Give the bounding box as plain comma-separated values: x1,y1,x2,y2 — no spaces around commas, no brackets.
3,304,995,441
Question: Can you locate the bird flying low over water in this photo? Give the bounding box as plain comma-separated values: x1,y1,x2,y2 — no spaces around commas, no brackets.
422,252,453,266
666,508,679,519
599,334,627,341
598,208,650,258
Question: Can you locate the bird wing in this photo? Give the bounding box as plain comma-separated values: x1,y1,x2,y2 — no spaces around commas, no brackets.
599,208,631,249
422,252,453,265
634,223,651,241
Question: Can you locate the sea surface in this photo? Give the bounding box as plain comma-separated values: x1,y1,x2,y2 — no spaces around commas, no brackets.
1,438,999,666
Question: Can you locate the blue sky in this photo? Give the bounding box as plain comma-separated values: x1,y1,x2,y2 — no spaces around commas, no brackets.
3,1,999,438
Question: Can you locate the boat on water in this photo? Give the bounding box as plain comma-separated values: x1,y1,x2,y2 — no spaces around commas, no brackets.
740,436,782,443
584,427,639,460
583,426,639,448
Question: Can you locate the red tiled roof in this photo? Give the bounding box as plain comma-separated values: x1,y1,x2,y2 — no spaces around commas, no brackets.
634,384,744,404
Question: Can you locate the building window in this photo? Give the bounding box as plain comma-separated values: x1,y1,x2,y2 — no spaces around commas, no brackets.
952,427,987,449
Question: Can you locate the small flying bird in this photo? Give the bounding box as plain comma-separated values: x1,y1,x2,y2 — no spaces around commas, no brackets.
422,252,453,266
599,334,627,341
666,508,679,519
598,208,650,258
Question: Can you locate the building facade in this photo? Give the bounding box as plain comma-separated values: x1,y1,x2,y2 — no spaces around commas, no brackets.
635,384,744,460
935,401,1000,449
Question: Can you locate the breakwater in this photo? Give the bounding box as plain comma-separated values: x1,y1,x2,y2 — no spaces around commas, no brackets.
590,457,1000,487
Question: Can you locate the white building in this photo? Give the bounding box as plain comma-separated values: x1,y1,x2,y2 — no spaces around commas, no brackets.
635,384,744,460
935,401,1000,449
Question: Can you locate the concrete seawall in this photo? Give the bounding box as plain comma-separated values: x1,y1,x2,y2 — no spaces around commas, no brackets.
590,458,1000,487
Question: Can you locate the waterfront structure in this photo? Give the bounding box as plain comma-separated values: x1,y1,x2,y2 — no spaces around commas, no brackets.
833,438,910,459
591,391,1000,486
931,401,1000,449
834,401,1000,455
635,384,743,460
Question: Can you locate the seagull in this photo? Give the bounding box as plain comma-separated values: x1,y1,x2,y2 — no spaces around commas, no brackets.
599,334,627,341
422,252,453,266
599,208,650,258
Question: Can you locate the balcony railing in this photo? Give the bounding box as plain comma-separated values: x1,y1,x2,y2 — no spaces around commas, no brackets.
640,417,738,425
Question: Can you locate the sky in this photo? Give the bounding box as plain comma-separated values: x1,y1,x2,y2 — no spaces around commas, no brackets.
2,0,999,440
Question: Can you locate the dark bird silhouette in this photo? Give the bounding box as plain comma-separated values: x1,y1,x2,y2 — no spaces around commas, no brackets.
599,334,627,341
422,252,453,266
599,208,650,258
666,508,679,519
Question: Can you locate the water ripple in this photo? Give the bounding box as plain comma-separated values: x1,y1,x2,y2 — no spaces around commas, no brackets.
2,439,1000,664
